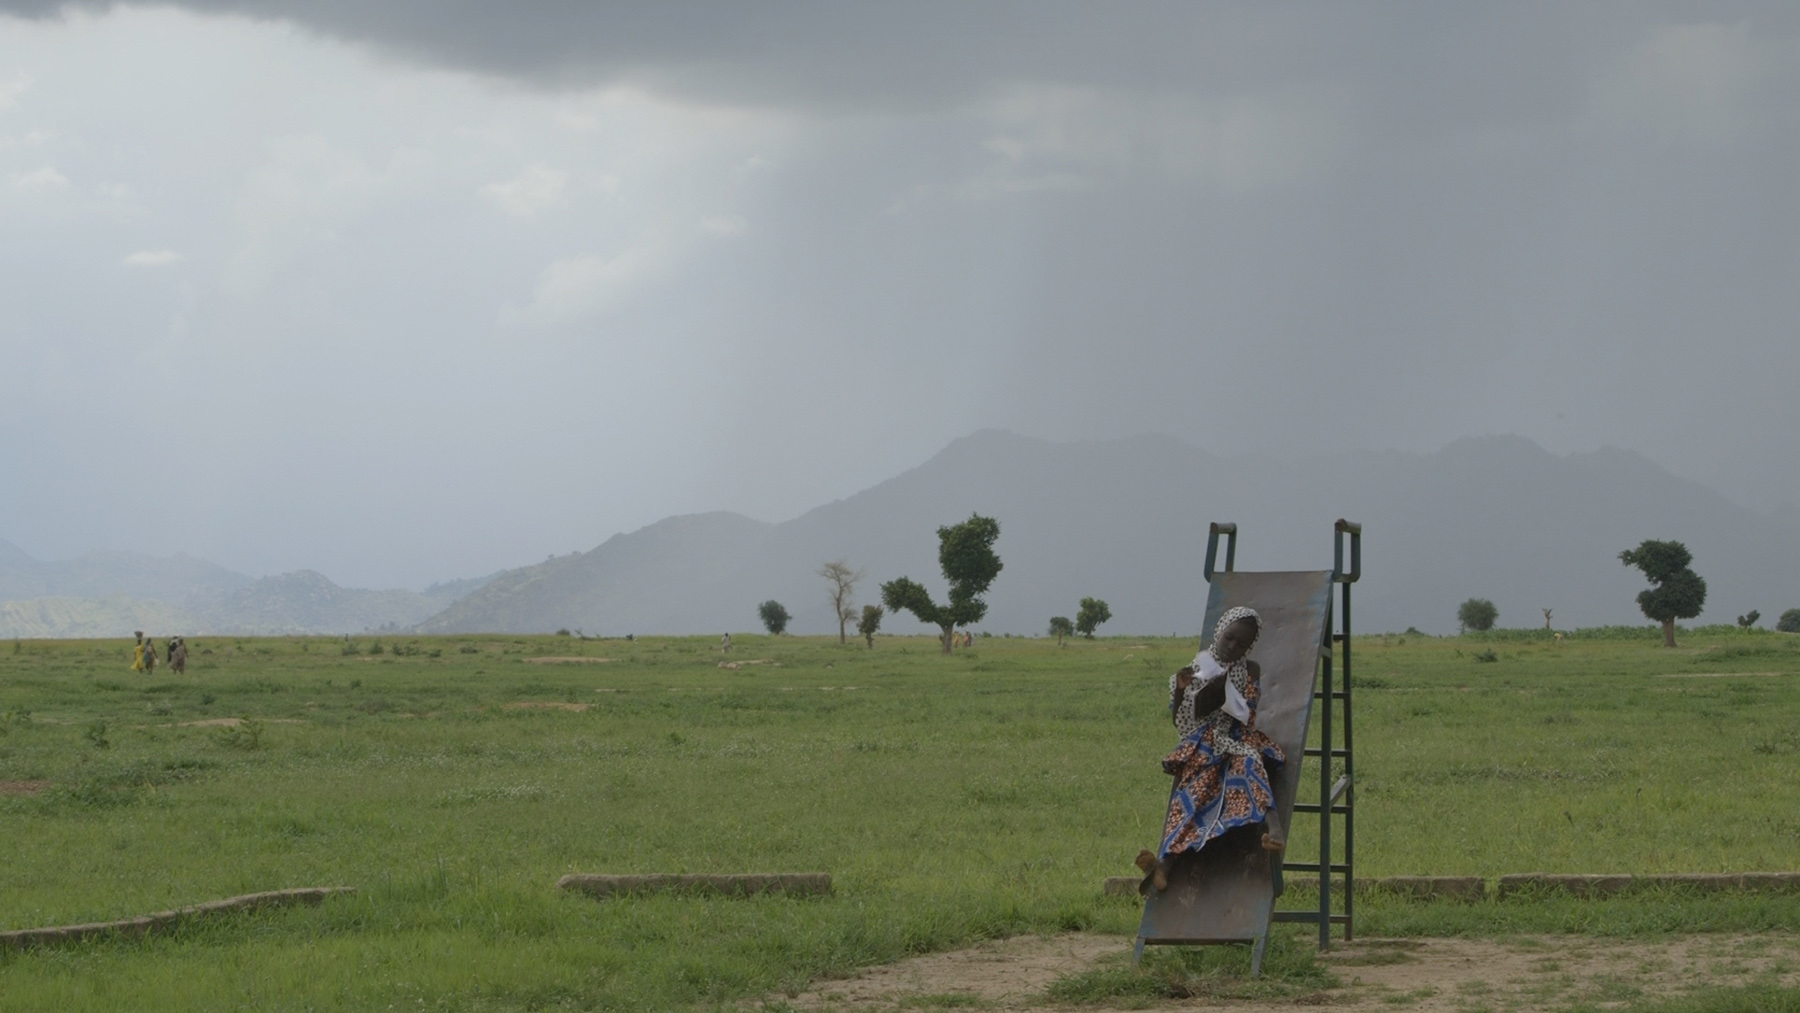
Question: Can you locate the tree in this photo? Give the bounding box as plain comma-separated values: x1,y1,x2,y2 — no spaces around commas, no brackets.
1619,539,1707,648
757,600,790,636
1737,610,1761,629
1457,598,1497,633
880,513,1003,655
1076,597,1112,639
857,604,884,648
818,559,865,646
1778,609,1800,633
1048,616,1074,646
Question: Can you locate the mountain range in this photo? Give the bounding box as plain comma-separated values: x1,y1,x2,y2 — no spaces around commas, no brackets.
7,431,1798,638
421,430,1800,637
0,545,486,638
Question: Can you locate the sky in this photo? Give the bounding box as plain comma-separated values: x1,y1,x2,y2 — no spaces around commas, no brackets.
2,2,1798,590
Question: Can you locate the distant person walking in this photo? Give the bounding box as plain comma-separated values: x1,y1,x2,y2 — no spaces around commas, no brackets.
721,632,732,653
132,631,146,672
142,636,157,674
168,636,188,675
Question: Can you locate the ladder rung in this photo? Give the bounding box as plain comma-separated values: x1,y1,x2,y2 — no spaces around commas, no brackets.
1292,803,1351,814
1303,748,1350,757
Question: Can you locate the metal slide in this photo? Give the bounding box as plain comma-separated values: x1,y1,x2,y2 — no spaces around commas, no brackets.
1134,521,1360,972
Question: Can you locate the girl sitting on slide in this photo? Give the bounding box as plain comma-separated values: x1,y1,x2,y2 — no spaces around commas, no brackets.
1136,606,1285,892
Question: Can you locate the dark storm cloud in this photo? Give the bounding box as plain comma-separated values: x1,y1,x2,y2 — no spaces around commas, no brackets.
7,2,1776,109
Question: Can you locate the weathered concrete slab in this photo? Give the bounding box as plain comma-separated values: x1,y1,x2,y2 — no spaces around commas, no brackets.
557,873,832,899
0,887,357,951
1496,873,1800,899
1103,876,1139,897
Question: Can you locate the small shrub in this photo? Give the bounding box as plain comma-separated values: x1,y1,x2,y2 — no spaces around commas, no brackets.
555,628,571,637
340,640,359,656
1778,609,1800,634
369,639,385,655
84,720,110,749
213,718,263,750
1473,649,1499,664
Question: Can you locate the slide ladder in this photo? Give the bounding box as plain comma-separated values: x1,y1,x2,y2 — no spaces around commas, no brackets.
1134,520,1360,974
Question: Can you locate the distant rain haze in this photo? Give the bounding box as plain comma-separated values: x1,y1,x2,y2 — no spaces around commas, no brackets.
2,2,1798,593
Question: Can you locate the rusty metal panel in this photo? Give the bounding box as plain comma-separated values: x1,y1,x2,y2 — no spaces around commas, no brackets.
1137,569,1332,945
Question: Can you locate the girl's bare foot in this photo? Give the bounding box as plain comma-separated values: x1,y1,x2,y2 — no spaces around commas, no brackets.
1261,832,1285,852
1134,849,1169,890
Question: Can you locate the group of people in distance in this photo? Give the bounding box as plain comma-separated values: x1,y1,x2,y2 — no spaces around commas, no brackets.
132,631,188,675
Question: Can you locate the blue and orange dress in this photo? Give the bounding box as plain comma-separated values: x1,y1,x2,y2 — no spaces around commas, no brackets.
1157,645,1284,859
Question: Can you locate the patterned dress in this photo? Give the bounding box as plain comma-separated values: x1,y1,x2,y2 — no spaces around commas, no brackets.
1157,663,1284,859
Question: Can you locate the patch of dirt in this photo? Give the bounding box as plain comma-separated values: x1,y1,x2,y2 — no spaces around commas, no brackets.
524,657,613,664
501,701,590,711
772,932,1800,1012
0,779,52,797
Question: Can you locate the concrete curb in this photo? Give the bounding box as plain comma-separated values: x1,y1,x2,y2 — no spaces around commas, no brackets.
1497,872,1800,899
0,887,357,951
1105,872,1800,901
557,873,832,899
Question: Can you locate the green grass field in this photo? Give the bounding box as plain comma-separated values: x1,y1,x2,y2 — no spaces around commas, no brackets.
1,628,1797,1010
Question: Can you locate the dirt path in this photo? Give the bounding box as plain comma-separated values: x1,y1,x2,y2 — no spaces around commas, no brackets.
775,931,1800,1011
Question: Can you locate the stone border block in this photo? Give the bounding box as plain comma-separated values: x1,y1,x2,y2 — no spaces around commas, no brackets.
1102,876,1140,897
0,887,357,951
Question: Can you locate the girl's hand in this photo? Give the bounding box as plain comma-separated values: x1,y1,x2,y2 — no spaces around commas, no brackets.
1174,666,1195,692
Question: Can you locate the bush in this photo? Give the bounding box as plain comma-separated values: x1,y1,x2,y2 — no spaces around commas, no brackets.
1778,609,1800,633
1457,598,1498,632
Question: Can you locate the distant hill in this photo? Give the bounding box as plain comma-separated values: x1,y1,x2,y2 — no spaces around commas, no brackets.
0,596,201,640
0,544,251,606
417,431,1800,636
0,544,495,638
196,570,476,636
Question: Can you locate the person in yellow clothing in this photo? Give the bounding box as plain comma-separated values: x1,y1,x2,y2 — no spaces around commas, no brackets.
132,631,146,672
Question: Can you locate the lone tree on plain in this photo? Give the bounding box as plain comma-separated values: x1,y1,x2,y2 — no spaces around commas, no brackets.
1048,616,1074,646
1457,598,1498,633
818,559,865,645
1737,610,1761,629
1076,597,1112,639
1619,539,1707,648
880,513,1003,655
857,604,884,648
757,600,791,636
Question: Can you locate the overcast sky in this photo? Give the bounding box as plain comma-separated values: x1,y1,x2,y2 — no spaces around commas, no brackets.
3,2,1797,589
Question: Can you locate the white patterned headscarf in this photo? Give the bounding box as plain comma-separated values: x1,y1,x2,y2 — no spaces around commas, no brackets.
1209,606,1261,660
1208,606,1261,696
